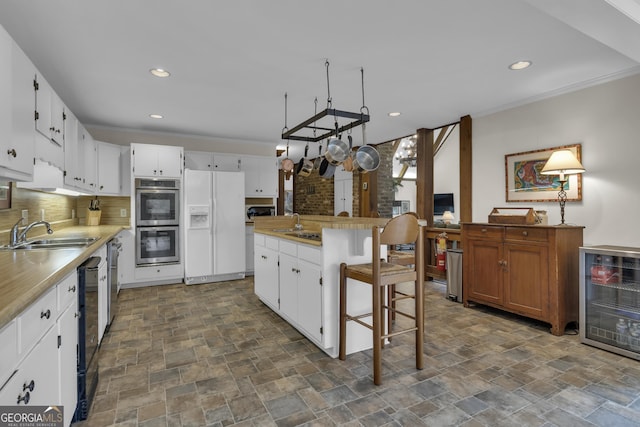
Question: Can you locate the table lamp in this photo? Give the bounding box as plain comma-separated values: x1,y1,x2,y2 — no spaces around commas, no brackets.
442,211,455,224
540,149,585,224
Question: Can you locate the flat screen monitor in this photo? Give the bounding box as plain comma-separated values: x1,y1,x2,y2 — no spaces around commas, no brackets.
434,193,454,215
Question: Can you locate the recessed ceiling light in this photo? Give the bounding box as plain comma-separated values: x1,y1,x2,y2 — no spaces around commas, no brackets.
509,60,532,70
388,112,401,117
149,114,163,119
150,68,171,77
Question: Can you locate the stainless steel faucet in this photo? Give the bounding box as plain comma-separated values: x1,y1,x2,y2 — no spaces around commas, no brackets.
292,213,303,230
9,219,53,247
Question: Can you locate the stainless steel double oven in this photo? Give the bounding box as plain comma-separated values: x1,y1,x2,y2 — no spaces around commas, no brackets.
135,178,180,265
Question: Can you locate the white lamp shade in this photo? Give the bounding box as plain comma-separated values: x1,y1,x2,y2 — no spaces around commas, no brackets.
442,211,454,221
540,149,585,176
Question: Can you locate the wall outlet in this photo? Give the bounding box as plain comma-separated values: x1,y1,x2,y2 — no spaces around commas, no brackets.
120,208,127,217
21,209,28,225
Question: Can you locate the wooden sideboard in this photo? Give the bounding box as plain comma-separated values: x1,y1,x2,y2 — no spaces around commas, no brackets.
462,223,583,336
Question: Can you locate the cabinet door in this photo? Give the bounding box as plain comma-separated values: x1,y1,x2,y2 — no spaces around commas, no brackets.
4,40,35,180
245,226,254,273
279,253,298,322
465,238,503,305
254,245,279,308
0,26,10,160
0,325,59,406
132,144,159,176
503,243,549,319
213,153,241,171
58,301,78,427
334,178,353,216
33,76,64,169
63,110,80,187
96,141,121,195
297,259,323,343
83,131,97,192
184,151,213,171
157,145,183,177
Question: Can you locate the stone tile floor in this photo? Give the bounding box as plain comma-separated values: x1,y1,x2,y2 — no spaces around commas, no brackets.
77,278,640,426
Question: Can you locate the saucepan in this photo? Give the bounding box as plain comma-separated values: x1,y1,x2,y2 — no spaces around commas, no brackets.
281,144,294,173
296,144,313,177
313,143,323,170
342,134,354,172
324,122,349,165
353,123,380,173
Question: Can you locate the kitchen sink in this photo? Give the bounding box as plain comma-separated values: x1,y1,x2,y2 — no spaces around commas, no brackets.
285,231,321,241
1,236,99,250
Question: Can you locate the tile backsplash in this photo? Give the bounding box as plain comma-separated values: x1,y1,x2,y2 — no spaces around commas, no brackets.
0,183,130,243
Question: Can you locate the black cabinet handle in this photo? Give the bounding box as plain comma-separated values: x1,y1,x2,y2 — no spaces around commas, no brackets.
40,309,51,319
7,148,17,157
68,285,76,292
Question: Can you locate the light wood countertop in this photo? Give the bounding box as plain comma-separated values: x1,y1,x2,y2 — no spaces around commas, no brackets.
253,215,391,246
0,225,125,330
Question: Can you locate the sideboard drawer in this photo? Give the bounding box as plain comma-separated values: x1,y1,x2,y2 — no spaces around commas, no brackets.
464,224,503,240
505,226,548,243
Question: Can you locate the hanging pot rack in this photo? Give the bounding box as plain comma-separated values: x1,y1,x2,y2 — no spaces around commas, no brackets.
282,61,370,143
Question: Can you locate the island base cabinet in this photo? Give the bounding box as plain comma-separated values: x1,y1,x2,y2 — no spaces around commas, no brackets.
254,236,279,310
463,223,583,336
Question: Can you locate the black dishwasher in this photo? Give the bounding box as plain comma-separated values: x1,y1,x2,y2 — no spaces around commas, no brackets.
74,256,100,422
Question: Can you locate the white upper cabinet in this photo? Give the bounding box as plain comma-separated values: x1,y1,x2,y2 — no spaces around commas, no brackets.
213,153,241,171
184,150,213,170
132,143,183,178
96,141,121,195
241,155,278,197
33,74,64,169
0,31,34,181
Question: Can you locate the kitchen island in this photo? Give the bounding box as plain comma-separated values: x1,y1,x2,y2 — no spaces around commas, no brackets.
253,215,393,358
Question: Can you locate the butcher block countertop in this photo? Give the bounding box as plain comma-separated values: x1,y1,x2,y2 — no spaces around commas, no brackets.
0,225,125,330
253,215,391,245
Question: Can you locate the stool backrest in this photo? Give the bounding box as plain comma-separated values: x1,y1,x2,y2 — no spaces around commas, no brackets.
379,213,420,246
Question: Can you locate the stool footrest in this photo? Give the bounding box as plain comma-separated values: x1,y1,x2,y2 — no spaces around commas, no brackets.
383,327,418,340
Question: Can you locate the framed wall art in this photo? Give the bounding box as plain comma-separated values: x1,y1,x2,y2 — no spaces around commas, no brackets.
505,144,582,202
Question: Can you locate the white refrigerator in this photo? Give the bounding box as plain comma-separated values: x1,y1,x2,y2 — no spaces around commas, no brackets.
184,169,246,284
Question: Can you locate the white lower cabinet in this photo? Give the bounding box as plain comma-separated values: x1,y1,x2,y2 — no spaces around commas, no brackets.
254,235,279,309
0,271,78,427
254,234,323,346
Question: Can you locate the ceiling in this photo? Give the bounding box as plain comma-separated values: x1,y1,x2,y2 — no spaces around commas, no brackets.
1,0,639,161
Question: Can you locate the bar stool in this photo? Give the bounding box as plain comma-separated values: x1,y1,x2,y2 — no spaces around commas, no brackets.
339,213,425,385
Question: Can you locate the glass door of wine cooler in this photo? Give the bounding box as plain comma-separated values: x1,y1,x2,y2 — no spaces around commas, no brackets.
580,245,640,360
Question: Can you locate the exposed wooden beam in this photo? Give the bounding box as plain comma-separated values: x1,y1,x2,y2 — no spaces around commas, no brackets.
459,115,472,223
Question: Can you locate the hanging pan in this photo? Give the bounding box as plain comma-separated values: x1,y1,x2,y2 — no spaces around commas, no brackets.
325,122,349,165
281,144,294,173
313,143,323,170
353,121,380,173
319,139,336,178
296,144,313,177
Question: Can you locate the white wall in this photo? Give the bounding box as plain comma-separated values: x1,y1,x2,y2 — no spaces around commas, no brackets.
473,73,640,246
434,125,460,222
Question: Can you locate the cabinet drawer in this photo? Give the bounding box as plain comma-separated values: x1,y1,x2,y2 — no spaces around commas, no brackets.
254,233,265,247
57,271,78,312
298,244,321,264
464,224,503,240
18,286,56,354
505,227,548,243
280,240,297,257
0,320,17,387
265,236,279,251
